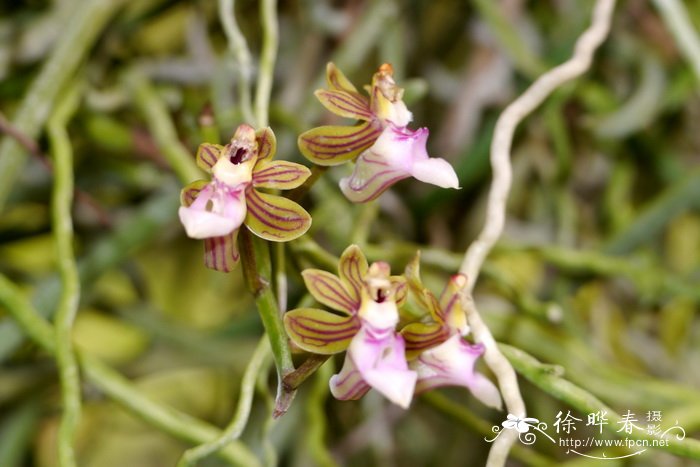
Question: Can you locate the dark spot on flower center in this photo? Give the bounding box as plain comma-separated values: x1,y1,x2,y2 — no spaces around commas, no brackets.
229,147,248,165
375,288,387,303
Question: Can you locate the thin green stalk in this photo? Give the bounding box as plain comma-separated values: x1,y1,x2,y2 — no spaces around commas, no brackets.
126,71,201,184
255,0,279,128
177,337,271,467
0,0,124,212
501,344,700,460
350,201,379,247
218,0,255,124
305,360,337,467
239,229,295,415
48,85,82,467
0,274,260,466
652,0,700,82
283,354,331,392
274,242,287,312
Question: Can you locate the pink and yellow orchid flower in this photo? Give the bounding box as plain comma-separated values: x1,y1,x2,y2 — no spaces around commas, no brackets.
299,63,459,203
179,124,311,272
400,254,502,409
284,245,417,408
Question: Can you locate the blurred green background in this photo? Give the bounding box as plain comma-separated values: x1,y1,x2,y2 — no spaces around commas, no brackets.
0,0,699,465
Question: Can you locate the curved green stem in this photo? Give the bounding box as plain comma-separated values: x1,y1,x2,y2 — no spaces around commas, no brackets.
48,85,82,467
255,0,279,128
177,337,271,467
0,0,124,212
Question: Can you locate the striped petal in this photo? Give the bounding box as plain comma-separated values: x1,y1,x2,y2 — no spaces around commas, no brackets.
244,189,311,241
255,127,276,163
203,231,240,272
391,275,408,307
404,253,443,321
440,274,469,335
400,322,450,359
284,308,360,354
339,148,410,203
326,62,359,93
315,89,372,121
298,121,382,166
252,160,311,190
301,269,358,315
338,244,368,305
196,143,224,172
180,180,209,207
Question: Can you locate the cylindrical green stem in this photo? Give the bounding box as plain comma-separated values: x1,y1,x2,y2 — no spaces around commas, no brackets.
48,85,82,467
177,338,271,467
0,0,124,212
255,0,279,128
239,229,295,415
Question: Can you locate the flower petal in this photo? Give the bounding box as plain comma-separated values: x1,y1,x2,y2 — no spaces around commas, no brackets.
244,189,311,241
333,325,416,408
255,127,276,163
203,231,240,272
411,334,502,409
284,308,360,354
339,149,410,203
328,354,371,401
180,180,209,207
338,244,368,304
411,158,460,189
301,269,358,315
252,161,311,190
404,253,443,321
391,275,407,307
178,183,247,239
326,62,359,93
439,274,469,335
298,121,382,166
315,89,372,121
400,322,450,359
196,143,223,172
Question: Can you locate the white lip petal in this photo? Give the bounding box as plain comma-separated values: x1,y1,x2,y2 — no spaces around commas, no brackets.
178,206,240,239
411,158,460,189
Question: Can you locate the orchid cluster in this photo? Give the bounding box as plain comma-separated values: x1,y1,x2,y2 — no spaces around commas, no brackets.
178,63,498,411
284,246,501,409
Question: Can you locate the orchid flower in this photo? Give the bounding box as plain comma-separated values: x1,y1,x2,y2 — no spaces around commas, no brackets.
283,245,417,408
179,124,311,272
299,63,459,203
399,253,502,409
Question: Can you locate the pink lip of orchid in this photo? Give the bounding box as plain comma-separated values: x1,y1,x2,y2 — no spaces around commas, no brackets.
178,124,312,272
283,246,417,408
339,124,460,203
400,254,502,410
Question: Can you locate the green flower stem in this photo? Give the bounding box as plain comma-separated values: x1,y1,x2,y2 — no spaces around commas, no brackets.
0,274,260,467
651,0,700,82
255,0,278,128
0,0,124,212
289,236,338,272
219,0,255,125
0,188,179,361
125,71,201,184
305,360,338,467
500,344,700,460
350,201,379,247
283,354,331,392
421,392,553,466
48,85,82,467
274,242,288,312
239,229,295,415
177,337,271,467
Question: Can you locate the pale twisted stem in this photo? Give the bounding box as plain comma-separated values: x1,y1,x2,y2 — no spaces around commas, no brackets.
652,0,700,82
48,86,82,467
458,1,617,466
219,0,255,124
460,0,617,290
177,337,271,467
